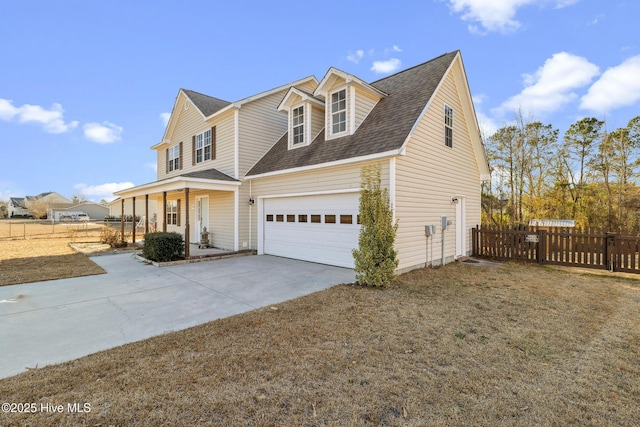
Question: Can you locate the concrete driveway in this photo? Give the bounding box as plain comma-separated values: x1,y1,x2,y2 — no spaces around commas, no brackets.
0,254,355,379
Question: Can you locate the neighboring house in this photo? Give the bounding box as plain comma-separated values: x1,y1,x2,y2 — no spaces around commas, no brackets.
9,192,72,218
8,197,29,217
51,201,110,221
115,50,490,272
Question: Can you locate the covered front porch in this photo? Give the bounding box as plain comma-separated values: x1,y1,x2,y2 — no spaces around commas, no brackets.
114,169,241,258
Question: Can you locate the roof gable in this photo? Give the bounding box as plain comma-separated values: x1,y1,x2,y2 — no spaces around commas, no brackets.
183,89,232,117
278,87,325,111
314,67,387,99
154,77,319,149
246,51,460,177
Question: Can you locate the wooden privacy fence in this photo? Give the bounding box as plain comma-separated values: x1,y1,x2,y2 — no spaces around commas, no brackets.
472,225,640,273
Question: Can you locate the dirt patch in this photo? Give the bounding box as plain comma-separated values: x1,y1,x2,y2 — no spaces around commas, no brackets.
1,262,638,425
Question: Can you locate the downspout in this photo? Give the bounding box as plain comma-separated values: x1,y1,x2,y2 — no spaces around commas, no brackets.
249,180,252,250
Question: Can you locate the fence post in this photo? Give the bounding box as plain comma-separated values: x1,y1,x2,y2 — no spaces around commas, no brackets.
605,232,616,271
472,225,478,257
538,230,546,264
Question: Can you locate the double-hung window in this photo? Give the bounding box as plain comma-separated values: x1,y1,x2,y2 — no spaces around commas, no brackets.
292,106,304,145
331,89,346,134
444,105,453,148
195,129,212,163
168,145,180,171
166,200,178,225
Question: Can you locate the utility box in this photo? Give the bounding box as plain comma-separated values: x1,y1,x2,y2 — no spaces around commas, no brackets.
425,224,436,236
441,216,449,231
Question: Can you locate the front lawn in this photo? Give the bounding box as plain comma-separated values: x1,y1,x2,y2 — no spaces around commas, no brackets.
1,262,638,425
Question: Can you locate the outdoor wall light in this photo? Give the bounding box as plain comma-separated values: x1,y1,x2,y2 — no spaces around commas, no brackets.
249,197,255,205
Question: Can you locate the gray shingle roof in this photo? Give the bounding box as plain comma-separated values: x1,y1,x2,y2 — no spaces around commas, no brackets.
179,168,239,182
182,89,231,117
10,197,26,208
246,51,458,177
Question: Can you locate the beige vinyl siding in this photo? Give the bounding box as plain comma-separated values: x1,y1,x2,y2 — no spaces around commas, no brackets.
209,190,235,250
238,80,317,177
394,63,481,272
237,183,253,249
249,161,390,250
186,189,235,250
295,79,318,94
156,94,236,180
354,87,378,131
311,104,324,141
238,90,289,176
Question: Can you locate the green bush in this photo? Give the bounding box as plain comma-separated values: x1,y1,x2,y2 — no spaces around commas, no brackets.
142,232,184,262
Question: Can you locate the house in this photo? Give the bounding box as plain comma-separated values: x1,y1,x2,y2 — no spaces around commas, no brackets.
9,192,72,218
115,50,490,272
8,197,29,217
50,201,110,221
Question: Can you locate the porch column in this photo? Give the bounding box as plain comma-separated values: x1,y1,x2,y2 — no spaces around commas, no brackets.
132,196,136,245
162,191,167,232
184,187,190,258
145,194,149,234
121,198,125,244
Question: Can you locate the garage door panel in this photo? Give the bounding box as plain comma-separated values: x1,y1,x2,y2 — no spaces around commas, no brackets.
263,194,360,268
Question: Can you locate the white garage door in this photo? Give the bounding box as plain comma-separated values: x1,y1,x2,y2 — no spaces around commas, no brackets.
263,193,360,268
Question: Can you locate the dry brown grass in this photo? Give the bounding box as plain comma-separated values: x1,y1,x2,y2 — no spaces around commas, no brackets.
0,223,107,286
1,262,638,426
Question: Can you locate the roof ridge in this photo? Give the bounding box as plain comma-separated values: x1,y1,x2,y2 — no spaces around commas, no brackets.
369,50,458,85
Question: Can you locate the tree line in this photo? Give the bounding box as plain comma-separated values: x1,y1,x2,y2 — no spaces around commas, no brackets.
483,113,640,231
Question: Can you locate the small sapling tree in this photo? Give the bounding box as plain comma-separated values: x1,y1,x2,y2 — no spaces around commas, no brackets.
352,164,398,287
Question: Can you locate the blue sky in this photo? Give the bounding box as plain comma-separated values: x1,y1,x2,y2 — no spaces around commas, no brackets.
1,0,638,202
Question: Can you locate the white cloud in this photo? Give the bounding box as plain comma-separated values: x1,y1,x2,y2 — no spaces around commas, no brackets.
0,98,78,133
580,55,640,113
384,45,402,54
447,0,580,34
371,58,402,74
0,99,19,120
347,50,365,64
160,112,171,126
494,52,599,118
83,121,123,143
74,182,135,202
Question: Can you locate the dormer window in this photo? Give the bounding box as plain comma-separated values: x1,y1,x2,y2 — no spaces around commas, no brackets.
279,86,325,149
292,106,304,145
331,89,346,134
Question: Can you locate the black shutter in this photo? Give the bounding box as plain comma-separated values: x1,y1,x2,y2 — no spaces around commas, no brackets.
179,142,183,170
211,126,216,160
192,136,196,165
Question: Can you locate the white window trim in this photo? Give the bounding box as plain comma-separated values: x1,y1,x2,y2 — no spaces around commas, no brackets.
288,102,311,149
166,200,178,225
327,87,348,139
168,145,180,172
195,129,212,164
444,104,453,149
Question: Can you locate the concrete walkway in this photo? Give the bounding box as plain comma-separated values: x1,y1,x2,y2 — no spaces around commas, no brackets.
0,254,355,379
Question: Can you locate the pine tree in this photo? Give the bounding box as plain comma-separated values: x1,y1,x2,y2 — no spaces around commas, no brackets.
352,164,398,287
